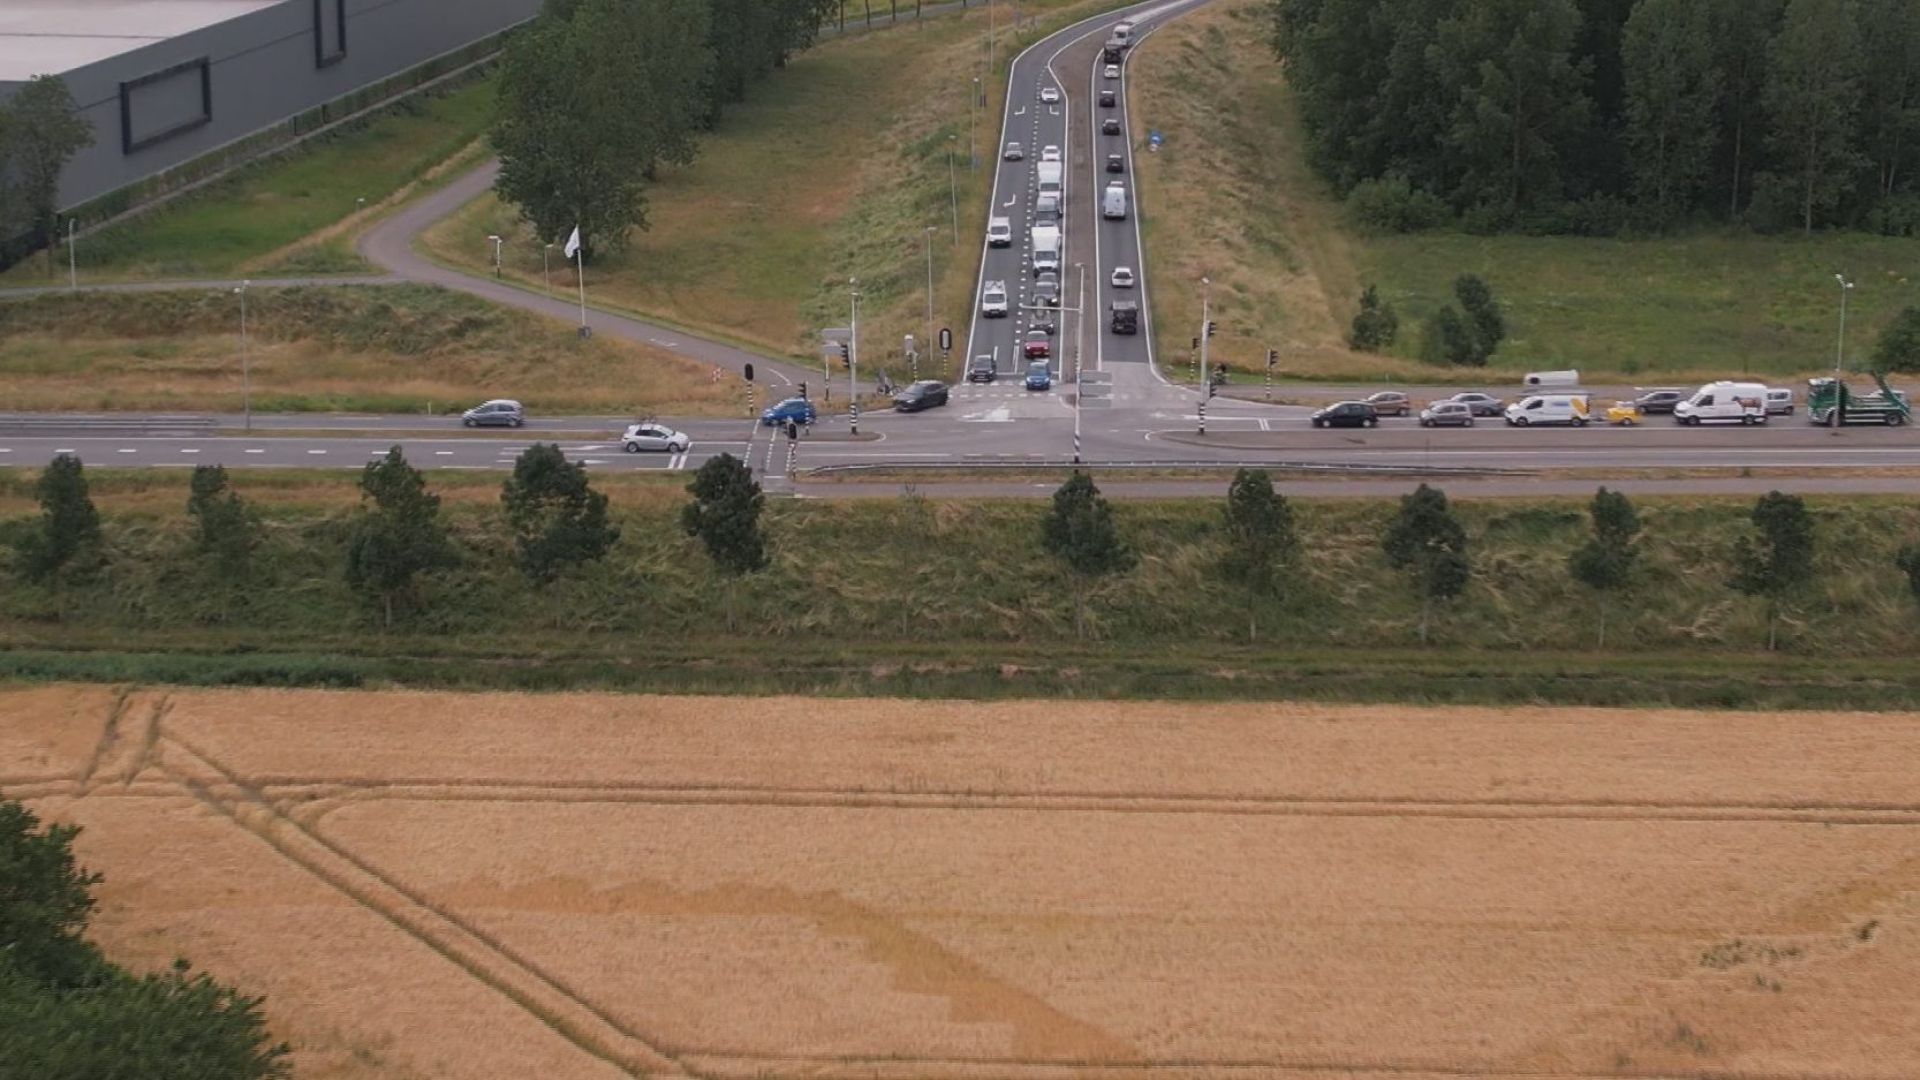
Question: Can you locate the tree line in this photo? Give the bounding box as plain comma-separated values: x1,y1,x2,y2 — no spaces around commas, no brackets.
1270,0,1920,234
14,452,1920,652
1,795,289,1079
492,0,838,253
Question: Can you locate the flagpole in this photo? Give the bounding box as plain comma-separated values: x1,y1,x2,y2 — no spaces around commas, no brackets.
574,248,587,332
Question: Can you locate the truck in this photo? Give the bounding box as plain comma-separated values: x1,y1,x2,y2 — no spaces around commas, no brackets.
1102,38,1124,62
1030,224,1061,275
1036,160,1063,198
1110,300,1139,334
1807,373,1912,426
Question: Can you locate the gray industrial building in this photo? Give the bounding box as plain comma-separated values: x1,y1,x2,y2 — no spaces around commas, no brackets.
0,0,539,211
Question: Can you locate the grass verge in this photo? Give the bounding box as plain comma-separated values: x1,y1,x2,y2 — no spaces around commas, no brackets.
0,286,739,415
0,76,497,286
1128,0,1920,387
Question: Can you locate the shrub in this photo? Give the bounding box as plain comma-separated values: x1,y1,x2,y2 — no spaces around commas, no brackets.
1345,175,1451,233
1863,194,1920,238
1420,306,1480,366
1871,307,1920,373
1348,285,1399,352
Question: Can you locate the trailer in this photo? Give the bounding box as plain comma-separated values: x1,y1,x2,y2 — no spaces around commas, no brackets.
1807,373,1911,426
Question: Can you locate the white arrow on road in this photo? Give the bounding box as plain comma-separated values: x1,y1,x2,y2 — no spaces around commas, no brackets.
963,406,1014,423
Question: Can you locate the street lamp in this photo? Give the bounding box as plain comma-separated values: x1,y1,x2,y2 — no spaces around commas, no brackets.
487,234,503,277
1074,261,1087,463
234,280,252,432
923,226,938,373
1833,273,1855,428
970,77,980,169
543,243,554,298
1199,275,1211,387
849,278,862,435
947,136,960,244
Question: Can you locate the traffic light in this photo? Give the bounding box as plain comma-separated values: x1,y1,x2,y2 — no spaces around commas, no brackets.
798,381,808,399
838,342,850,367
1206,320,1218,339
1191,337,1200,350
1266,348,1277,367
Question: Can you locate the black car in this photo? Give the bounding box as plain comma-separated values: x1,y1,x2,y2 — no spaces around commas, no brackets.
1102,118,1122,136
1447,391,1505,417
1028,312,1058,336
1310,401,1379,428
1106,153,1124,173
1110,300,1139,334
1633,388,1685,414
1033,273,1060,307
1099,89,1116,108
893,380,950,412
967,354,997,383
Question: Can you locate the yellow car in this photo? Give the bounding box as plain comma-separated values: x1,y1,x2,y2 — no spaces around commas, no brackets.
1605,402,1643,426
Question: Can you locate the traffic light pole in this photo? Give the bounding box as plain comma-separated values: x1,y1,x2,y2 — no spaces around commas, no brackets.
1198,277,1211,392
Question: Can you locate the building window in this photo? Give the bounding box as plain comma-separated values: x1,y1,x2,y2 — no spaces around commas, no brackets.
119,58,212,154
314,0,347,68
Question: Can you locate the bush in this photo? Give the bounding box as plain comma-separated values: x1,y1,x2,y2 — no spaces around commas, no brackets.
1420,306,1480,366
1345,175,1451,233
1348,285,1399,352
1872,307,1920,374
1864,194,1920,238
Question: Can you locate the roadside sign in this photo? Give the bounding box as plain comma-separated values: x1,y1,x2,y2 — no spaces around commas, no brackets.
938,327,953,352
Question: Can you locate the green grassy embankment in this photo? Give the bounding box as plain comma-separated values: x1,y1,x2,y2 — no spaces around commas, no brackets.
0,287,737,415
0,76,496,285
4,470,1919,706
1127,0,1919,387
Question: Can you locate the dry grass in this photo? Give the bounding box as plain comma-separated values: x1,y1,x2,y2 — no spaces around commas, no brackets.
1129,0,1366,379
14,683,1920,1079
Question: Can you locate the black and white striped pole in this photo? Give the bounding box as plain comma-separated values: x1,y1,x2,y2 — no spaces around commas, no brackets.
1198,396,1207,436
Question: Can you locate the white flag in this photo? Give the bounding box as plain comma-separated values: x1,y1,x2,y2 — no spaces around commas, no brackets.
563,226,581,259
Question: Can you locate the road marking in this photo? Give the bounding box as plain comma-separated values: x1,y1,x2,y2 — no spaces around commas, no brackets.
1258,419,1271,431
245,448,265,454
307,449,327,455
648,337,679,348
435,450,453,456
0,449,10,453
180,448,200,453
55,448,75,454
117,448,137,454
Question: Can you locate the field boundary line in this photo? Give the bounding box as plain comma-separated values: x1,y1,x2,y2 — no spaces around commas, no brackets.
76,687,134,789
158,732,691,1080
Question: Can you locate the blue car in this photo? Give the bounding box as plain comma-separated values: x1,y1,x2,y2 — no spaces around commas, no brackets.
760,397,817,426
1024,361,1052,391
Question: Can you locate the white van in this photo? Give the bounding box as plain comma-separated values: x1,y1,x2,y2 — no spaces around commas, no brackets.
1037,161,1063,198
1504,394,1590,426
1034,192,1061,222
1673,381,1768,425
1113,21,1133,44
1030,224,1061,275
981,280,1008,317
987,216,1012,248
1524,369,1581,388
1102,182,1128,220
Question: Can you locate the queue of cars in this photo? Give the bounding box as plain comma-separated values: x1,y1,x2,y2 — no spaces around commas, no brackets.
1309,381,1816,431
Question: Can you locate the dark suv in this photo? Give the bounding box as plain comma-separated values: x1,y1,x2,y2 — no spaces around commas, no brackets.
967,354,997,383
1110,300,1139,334
893,380,950,412
1633,388,1685,414
1310,401,1380,428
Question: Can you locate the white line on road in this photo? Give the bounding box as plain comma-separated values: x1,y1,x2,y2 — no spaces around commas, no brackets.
435,450,453,455
1258,418,1271,431
307,449,327,455
117,448,136,454
245,448,265,454
181,448,201,453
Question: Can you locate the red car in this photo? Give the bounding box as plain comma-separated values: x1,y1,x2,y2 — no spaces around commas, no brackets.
1023,329,1051,360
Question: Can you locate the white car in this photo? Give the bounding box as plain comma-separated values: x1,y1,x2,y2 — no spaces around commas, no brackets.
622,423,690,453
1039,86,1061,104
1110,266,1135,288
982,280,1009,317
1040,144,1062,162
1104,64,1120,79
1003,141,1024,161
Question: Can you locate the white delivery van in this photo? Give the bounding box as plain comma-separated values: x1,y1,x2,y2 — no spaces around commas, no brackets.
1030,225,1062,275
1673,381,1768,425
1113,21,1133,44
981,280,1009,317
1036,161,1063,199
1524,369,1581,388
987,216,1012,248
1504,394,1590,426
1102,182,1128,220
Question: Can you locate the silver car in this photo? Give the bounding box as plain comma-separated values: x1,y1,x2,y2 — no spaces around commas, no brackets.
1003,141,1024,161
461,399,524,427
622,423,690,453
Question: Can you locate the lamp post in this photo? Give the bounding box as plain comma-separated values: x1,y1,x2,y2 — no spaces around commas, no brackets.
970,77,980,169
1074,261,1086,464
66,217,76,291
543,243,554,298
235,280,252,432
1199,275,1211,388
1833,273,1854,428
923,226,938,371
487,234,503,277
849,278,862,435
947,137,959,244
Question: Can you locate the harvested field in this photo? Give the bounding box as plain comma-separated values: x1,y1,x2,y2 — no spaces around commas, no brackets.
9,685,1920,1079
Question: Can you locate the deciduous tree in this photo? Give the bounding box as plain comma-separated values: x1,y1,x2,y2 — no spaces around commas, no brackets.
1762,0,1866,232
1730,490,1816,649
1568,486,1641,647
344,447,457,626
1381,483,1470,644
1856,0,1920,199
1872,306,1920,373
1710,0,1786,218
1042,472,1134,639
0,798,103,990
501,444,620,584
1218,469,1300,641
1453,274,1506,358
0,76,94,277
17,454,101,583
1348,284,1400,351
185,465,260,573
681,453,767,628
1622,0,1722,224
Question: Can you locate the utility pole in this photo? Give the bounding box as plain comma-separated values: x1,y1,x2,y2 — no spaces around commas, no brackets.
235,280,252,432
923,225,938,373
1074,262,1086,464
66,218,77,290
970,77,980,169
849,278,861,435
947,138,960,244
1199,276,1211,389
543,243,553,298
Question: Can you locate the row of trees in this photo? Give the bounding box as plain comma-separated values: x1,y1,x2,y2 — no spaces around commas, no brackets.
15,452,1920,648
1,796,289,1079
492,0,838,253
1270,0,1920,233
0,76,93,271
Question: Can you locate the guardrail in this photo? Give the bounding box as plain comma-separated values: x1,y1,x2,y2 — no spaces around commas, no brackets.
803,458,1536,477
0,415,218,434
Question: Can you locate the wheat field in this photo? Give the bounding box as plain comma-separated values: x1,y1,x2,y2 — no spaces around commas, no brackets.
7,685,1920,1079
